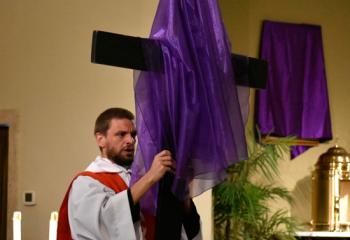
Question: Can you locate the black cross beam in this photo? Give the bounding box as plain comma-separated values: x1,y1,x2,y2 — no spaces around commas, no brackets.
90,30,267,240
91,30,267,89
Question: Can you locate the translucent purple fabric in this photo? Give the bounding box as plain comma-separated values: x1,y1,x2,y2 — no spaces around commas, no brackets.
131,0,248,215
255,20,332,158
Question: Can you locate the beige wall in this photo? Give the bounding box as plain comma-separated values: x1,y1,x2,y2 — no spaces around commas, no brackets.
1,0,350,239
0,1,160,239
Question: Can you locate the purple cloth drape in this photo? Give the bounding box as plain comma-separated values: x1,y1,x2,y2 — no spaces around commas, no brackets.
255,20,332,158
131,0,248,215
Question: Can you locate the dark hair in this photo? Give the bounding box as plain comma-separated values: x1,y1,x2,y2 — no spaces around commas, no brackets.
94,108,134,135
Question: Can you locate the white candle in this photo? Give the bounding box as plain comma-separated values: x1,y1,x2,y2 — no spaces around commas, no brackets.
13,211,21,240
49,211,58,240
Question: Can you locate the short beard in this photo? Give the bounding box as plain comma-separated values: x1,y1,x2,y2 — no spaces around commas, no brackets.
108,154,133,168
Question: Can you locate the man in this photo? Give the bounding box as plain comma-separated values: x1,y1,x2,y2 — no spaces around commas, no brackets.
57,108,201,239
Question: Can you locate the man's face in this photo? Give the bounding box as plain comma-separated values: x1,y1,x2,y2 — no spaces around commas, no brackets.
96,118,137,167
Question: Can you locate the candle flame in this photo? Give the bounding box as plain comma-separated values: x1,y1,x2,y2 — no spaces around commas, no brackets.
50,211,58,221
13,211,21,221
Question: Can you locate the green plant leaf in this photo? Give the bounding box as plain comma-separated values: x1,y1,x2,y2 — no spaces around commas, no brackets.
214,130,300,240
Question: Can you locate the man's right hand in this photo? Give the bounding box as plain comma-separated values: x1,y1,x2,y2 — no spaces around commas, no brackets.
147,150,176,184
130,150,176,204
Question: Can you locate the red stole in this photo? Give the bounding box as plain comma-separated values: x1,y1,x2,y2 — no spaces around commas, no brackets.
56,171,128,240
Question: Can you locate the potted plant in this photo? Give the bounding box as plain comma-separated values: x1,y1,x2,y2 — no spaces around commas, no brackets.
213,133,301,240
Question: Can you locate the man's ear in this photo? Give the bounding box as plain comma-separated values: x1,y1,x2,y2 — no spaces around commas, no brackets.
95,133,106,148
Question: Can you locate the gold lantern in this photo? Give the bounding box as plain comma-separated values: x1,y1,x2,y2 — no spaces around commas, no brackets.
311,146,350,231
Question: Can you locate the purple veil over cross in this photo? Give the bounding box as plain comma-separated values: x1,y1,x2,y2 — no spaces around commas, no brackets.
255,20,332,158
131,0,248,215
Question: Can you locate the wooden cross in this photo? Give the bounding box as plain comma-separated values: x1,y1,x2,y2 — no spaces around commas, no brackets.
91,31,267,89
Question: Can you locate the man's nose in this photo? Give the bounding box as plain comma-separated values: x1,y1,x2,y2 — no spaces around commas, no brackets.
126,134,136,144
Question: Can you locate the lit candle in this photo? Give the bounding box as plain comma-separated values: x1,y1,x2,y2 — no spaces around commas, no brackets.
13,211,21,240
49,211,58,240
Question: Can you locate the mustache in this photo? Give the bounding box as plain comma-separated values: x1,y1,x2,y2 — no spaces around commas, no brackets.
123,146,135,152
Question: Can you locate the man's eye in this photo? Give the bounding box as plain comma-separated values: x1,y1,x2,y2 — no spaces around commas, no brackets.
116,132,125,137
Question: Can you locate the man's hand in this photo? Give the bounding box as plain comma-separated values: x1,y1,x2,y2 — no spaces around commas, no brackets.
130,150,176,204
146,150,176,184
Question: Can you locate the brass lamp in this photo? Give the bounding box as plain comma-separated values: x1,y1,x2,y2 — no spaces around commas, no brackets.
311,146,350,231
